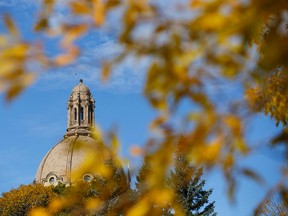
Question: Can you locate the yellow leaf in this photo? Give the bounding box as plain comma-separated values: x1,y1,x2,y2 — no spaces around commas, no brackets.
153,188,174,206
190,0,203,8
85,198,103,211
90,124,104,140
223,153,234,171
28,208,50,216
49,201,61,213
223,115,242,136
1,43,29,60
197,13,227,31
0,60,18,76
190,137,222,165
205,138,222,163
235,137,249,154
48,198,68,213
127,198,149,216
0,35,7,46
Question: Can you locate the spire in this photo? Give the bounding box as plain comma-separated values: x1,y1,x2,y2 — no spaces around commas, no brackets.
127,163,131,185
65,80,95,137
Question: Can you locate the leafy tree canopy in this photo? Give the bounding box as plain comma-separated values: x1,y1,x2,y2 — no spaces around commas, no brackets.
0,184,56,216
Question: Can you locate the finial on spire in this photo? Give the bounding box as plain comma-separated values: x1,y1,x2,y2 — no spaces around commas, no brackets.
80,79,83,83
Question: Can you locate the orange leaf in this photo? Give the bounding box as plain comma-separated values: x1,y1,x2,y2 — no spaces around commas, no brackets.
92,0,106,26
6,84,24,101
34,18,49,32
54,47,79,66
70,1,91,15
130,146,143,156
61,24,88,48
101,62,111,82
190,0,203,8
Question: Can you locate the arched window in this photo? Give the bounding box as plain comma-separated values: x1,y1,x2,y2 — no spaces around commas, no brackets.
49,176,55,184
80,107,84,121
83,174,93,182
74,108,77,121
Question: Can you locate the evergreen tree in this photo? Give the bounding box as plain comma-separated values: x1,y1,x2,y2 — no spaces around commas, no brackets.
135,155,152,194
134,152,216,216
169,154,216,216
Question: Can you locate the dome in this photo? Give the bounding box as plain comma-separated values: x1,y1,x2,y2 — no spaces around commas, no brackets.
35,135,126,186
72,79,90,94
35,80,128,187
69,79,93,103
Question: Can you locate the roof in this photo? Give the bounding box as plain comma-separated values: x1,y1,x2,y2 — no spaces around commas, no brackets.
35,135,126,186
72,79,91,94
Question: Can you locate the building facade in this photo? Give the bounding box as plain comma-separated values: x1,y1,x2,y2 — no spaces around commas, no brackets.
35,80,127,187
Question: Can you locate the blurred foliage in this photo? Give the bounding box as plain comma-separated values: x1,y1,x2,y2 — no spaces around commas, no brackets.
1,0,288,215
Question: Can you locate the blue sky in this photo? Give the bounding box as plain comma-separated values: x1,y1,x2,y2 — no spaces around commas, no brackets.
0,0,285,215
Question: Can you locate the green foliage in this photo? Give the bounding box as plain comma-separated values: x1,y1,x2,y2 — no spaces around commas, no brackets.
135,151,216,216
52,182,67,195
168,154,216,216
0,184,56,216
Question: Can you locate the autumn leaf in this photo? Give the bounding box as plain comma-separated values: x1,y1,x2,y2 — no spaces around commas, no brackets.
3,14,19,37
70,1,91,15
101,61,112,82
28,208,50,216
53,46,79,66
61,24,88,48
130,146,143,156
241,168,264,184
92,0,106,26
